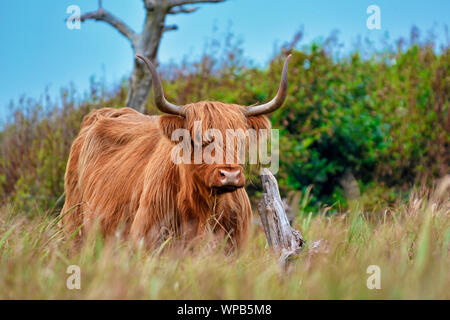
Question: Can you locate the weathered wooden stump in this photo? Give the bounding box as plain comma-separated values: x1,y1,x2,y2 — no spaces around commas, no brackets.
257,168,304,266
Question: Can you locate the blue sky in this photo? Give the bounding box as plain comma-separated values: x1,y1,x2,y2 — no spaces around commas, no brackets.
0,0,448,120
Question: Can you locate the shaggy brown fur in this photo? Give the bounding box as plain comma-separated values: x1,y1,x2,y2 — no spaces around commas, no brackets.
60,103,270,249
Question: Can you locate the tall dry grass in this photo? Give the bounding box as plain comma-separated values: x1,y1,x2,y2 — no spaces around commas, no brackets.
0,180,448,299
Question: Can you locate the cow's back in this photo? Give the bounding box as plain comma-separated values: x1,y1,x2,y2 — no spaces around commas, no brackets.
60,107,161,240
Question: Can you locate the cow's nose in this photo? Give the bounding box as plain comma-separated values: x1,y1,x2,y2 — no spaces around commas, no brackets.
214,168,245,190
219,169,241,185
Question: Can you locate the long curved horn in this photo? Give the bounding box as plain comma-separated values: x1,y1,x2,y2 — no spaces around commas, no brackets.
244,54,291,116
135,54,185,117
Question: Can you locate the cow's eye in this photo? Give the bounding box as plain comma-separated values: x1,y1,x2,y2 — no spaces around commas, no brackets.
190,136,215,147
190,139,212,147
202,136,215,146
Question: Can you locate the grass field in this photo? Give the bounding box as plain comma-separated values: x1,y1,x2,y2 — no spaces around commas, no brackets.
0,184,449,299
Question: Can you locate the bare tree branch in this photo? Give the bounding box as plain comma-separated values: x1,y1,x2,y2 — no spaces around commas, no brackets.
169,0,226,8
163,24,179,32
168,5,198,14
80,8,139,47
143,0,155,11
72,0,228,113
257,169,304,268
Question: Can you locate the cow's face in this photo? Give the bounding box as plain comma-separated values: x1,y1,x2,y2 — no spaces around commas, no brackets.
136,53,290,194
159,102,271,194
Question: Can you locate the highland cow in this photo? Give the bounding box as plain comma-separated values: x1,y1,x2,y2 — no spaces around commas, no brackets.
60,54,291,249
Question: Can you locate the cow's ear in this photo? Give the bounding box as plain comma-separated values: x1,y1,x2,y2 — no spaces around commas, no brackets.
159,115,185,142
246,115,271,131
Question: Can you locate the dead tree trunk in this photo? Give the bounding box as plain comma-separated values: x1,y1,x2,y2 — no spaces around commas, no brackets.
257,168,304,265
79,0,226,114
